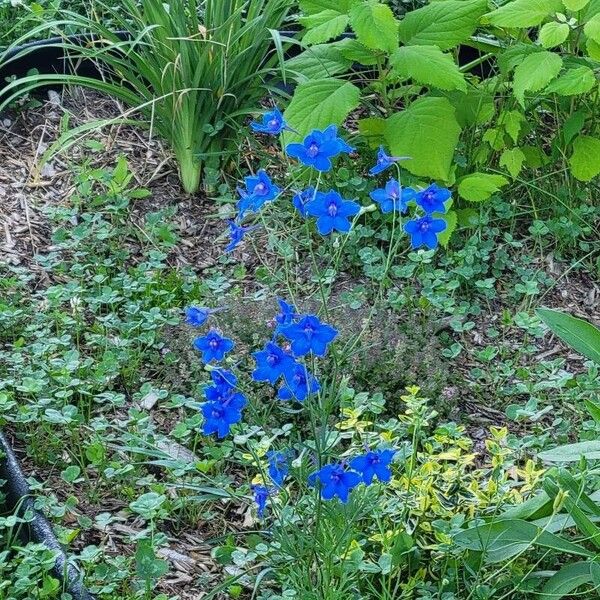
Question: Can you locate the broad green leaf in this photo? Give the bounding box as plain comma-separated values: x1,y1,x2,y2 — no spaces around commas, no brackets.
443,90,495,127
584,13,600,42
587,38,600,60
283,78,360,141
286,44,352,81
541,562,595,600
338,39,380,65
585,398,600,424
458,173,509,202
513,51,563,106
384,97,461,181
539,441,600,462
398,0,487,50
349,1,399,54
521,145,550,168
300,0,356,13
500,148,525,178
563,109,587,145
536,308,600,363
498,43,543,75
358,117,386,148
546,66,596,95
563,0,590,9
484,0,564,28
539,21,571,47
300,11,349,45
499,110,525,143
569,135,600,181
435,209,457,247
390,45,467,91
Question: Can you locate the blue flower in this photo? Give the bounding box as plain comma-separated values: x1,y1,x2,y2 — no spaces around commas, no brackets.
237,170,281,217
281,314,338,357
415,183,451,214
252,485,270,518
210,368,238,388
404,215,447,250
204,384,246,407
369,146,409,176
193,329,234,362
252,342,296,385
308,463,362,503
275,299,296,331
250,107,291,135
349,450,395,485
266,451,289,487
278,363,320,402
185,306,224,327
286,125,353,172
201,389,246,438
305,190,361,235
369,179,415,214
225,220,256,253
292,187,316,217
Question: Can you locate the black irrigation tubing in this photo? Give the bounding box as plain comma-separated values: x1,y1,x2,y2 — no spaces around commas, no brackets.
0,430,95,600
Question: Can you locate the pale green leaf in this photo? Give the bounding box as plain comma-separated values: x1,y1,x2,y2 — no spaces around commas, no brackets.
587,38,600,60
358,117,386,149
283,78,360,141
458,173,509,202
398,0,488,50
546,66,596,96
349,1,399,54
513,51,563,105
484,0,563,28
390,45,467,91
563,0,590,9
499,148,525,178
286,44,352,81
584,13,600,43
539,441,600,462
569,135,600,181
435,210,457,247
300,11,349,45
539,21,570,47
541,562,595,600
384,97,461,181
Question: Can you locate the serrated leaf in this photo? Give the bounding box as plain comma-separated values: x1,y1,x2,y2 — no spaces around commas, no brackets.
458,173,509,202
337,39,380,65
484,0,563,28
569,135,600,181
500,148,525,178
584,13,600,42
300,11,349,45
349,1,399,54
384,97,461,181
563,0,590,10
390,45,467,91
283,78,360,141
358,117,386,148
546,66,596,95
435,209,457,247
499,110,525,142
513,51,563,106
398,0,487,50
539,21,570,47
300,0,356,13
286,44,352,81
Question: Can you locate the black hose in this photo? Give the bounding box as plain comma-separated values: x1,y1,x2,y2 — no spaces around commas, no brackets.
0,430,95,600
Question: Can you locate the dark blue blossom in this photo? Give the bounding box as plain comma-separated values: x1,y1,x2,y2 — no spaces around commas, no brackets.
210,368,238,388
415,184,451,214
252,342,296,385
281,315,338,357
369,179,415,214
275,299,296,331
266,451,289,487
369,146,409,176
308,463,362,503
225,220,256,253
252,485,270,518
250,107,291,135
305,190,361,235
201,389,246,438
349,449,395,485
204,384,246,407
237,170,281,217
286,125,353,172
278,363,320,402
193,330,234,362
404,215,447,250
292,187,316,216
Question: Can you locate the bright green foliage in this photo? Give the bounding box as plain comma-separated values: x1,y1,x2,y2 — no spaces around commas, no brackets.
539,21,571,48
569,135,600,181
563,0,590,9
458,173,509,202
349,0,398,53
500,147,525,178
545,66,596,95
584,12,600,42
285,43,353,81
484,0,564,28
513,51,563,105
299,10,349,45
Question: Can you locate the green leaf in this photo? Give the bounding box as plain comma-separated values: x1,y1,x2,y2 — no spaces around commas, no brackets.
337,39,380,65
284,78,361,141
484,0,564,28
584,13,600,42
569,135,600,181
435,210,457,247
564,0,590,9
349,1,399,54
536,308,600,363
300,0,356,13
587,38,600,60
539,441,600,462
390,45,467,91
499,148,525,178
458,173,509,202
300,10,349,45
539,21,571,47
513,51,563,106
546,66,596,95
563,110,587,145
286,44,352,81
398,0,488,50
384,97,461,181
541,562,595,600
585,399,600,424
443,90,495,127
499,110,525,143
358,116,386,148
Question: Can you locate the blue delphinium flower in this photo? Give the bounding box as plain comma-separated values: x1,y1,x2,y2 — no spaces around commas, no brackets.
237,170,281,217
369,146,409,176
252,485,270,518
185,306,225,327
292,187,316,217
252,342,296,385
194,329,234,362
204,384,246,406
415,183,451,214
278,362,320,402
404,215,447,250
201,390,246,438
369,179,415,214
308,463,362,503
250,107,291,135
286,125,353,172
266,451,289,487
305,190,361,235
281,315,338,357
225,220,256,253
275,299,296,331
210,368,238,388
349,449,395,485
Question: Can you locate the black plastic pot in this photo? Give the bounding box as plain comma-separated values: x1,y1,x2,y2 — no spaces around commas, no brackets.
0,431,94,600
